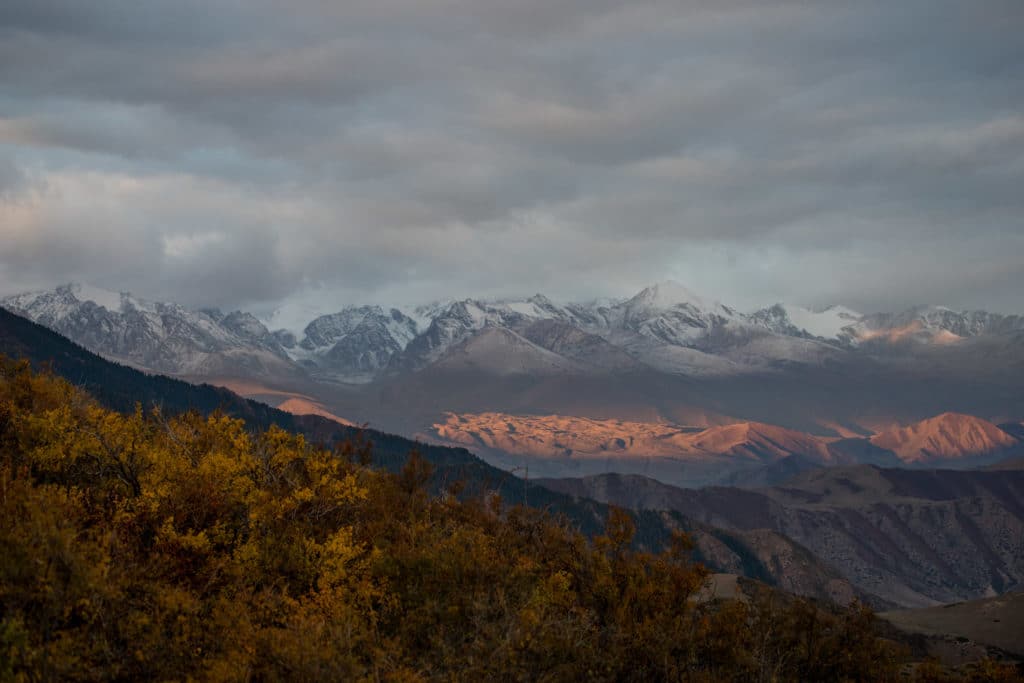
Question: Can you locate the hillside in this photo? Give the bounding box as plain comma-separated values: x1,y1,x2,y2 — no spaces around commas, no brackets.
881,592,1024,659
870,412,1021,465
541,466,1024,608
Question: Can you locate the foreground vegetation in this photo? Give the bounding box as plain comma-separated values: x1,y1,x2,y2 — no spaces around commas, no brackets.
0,359,1018,681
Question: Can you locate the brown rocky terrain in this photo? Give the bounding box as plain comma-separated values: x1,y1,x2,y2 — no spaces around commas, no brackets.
688,526,862,606
540,466,1024,608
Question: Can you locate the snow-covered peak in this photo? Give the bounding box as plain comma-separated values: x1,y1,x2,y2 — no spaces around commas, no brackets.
3,282,161,324
5,282,126,318
406,300,454,331
586,282,744,348
627,280,721,313
57,282,161,314
2,289,54,314
483,294,575,322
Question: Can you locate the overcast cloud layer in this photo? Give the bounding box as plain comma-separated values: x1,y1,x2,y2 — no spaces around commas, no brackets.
1,0,1022,315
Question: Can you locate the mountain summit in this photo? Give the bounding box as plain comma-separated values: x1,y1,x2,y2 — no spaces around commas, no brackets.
624,281,725,314
870,412,1021,464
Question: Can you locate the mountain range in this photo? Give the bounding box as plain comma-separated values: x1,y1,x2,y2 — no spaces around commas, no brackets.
5,281,1024,487
430,411,1024,488
8,281,1024,385
4,301,1024,611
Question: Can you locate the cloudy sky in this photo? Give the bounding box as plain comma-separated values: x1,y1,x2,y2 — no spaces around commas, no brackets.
1,0,1022,316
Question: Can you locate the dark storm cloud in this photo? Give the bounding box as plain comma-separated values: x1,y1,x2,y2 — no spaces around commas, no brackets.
0,0,1021,313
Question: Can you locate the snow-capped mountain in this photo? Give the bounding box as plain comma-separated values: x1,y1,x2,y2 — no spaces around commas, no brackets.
749,302,1024,348
2,283,297,377
393,296,582,372
5,281,1021,386
392,282,814,377
848,306,1024,345
611,281,742,343
286,306,419,382
555,282,848,375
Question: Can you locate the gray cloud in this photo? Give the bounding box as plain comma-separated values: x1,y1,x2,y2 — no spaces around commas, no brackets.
0,0,1021,314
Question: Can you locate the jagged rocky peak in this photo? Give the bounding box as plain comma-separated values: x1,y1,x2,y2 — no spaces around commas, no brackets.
219,310,279,344
619,281,741,322
1,282,296,376
748,304,794,332
283,305,421,382
605,281,745,347
301,307,381,350
4,282,127,321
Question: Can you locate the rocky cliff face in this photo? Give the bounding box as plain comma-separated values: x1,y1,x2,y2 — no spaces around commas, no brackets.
291,306,419,382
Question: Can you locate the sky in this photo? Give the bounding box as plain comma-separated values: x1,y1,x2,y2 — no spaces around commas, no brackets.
1,0,1022,316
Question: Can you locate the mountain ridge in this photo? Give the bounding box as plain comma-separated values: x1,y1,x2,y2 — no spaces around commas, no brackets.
428,410,1024,488
6,282,1023,466
870,412,1021,465
8,281,1023,387
539,466,1024,607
